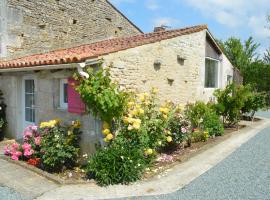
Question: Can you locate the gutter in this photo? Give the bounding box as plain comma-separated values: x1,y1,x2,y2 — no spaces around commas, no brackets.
0,63,77,73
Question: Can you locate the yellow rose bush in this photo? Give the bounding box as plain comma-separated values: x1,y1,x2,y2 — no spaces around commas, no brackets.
38,119,82,172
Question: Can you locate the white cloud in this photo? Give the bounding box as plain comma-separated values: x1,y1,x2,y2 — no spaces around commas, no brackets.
182,0,270,30
248,15,270,39
153,17,181,28
146,0,160,10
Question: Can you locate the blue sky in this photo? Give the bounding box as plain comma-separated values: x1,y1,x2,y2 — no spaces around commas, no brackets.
110,0,270,55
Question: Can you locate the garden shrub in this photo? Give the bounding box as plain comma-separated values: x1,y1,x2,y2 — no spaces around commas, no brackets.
75,66,128,123
87,135,149,186
214,83,250,127
186,101,224,137
241,90,266,119
167,105,191,144
39,120,81,172
191,128,209,143
202,111,224,137
185,101,208,128
4,125,41,163
4,120,82,172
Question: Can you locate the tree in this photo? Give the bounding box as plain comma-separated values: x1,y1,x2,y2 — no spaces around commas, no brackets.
263,49,270,64
218,37,259,72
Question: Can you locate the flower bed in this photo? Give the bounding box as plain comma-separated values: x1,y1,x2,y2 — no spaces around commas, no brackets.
3,120,82,173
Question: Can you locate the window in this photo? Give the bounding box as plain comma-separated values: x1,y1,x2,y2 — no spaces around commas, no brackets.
60,79,68,109
24,79,35,123
205,58,219,88
227,75,233,85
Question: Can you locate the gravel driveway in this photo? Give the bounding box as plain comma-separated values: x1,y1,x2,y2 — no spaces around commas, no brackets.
115,111,270,200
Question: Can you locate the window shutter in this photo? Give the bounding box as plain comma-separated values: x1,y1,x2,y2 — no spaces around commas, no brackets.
67,78,86,114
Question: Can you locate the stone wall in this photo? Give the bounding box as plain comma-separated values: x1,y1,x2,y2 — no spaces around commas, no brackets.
0,0,141,59
101,30,234,104
101,30,208,104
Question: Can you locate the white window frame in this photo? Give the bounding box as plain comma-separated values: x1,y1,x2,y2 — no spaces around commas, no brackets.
59,79,68,109
204,57,220,89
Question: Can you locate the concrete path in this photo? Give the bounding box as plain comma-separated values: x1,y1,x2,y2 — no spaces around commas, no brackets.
0,159,58,200
35,116,270,200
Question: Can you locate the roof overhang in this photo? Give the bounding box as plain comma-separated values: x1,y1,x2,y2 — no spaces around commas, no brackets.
0,63,77,73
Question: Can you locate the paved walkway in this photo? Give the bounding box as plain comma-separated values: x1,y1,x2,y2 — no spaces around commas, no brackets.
0,159,58,200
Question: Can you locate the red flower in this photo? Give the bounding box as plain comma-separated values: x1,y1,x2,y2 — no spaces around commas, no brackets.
27,158,40,167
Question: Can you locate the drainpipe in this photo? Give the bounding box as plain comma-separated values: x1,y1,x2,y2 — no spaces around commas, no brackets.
76,63,89,79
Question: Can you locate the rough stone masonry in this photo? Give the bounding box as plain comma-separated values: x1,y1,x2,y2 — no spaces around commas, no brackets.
0,0,141,59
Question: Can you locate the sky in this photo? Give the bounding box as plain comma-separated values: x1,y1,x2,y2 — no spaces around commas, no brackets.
109,0,270,55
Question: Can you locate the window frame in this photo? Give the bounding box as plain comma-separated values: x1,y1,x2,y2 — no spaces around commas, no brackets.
204,57,220,89
59,79,68,109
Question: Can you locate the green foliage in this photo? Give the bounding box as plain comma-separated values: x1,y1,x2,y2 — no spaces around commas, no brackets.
39,123,81,172
263,49,270,64
243,61,270,107
218,37,259,72
186,101,209,128
241,91,266,119
218,36,270,108
202,111,224,136
214,84,250,126
186,101,224,136
86,136,148,186
75,66,128,123
167,108,191,144
191,129,209,143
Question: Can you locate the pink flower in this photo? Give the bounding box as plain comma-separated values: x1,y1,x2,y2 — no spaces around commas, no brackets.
3,145,10,156
11,151,22,160
11,143,19,150
24,149,34,157
15,151,22,157
181,127,187,134
23,131,33,138
11,155,19,160
22,143,31,151
30,125,38,132
34,136,41,146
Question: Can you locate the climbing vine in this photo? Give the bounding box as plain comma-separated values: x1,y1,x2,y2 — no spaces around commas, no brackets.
74,66,128,123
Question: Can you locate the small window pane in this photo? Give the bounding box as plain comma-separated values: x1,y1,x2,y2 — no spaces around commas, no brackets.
205,59,218,88
25,80,34,93
25,108,35,122
25,94,34,108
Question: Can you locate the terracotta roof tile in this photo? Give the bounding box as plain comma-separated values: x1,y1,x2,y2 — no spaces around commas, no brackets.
0,24,208,69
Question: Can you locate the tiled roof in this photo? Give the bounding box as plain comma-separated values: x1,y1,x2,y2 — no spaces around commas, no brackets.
0,24,208,69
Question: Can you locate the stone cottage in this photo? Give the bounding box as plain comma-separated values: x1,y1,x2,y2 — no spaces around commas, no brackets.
0,1,238,154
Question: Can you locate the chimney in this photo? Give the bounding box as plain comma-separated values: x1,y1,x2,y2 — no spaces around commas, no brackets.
154,26,166,32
